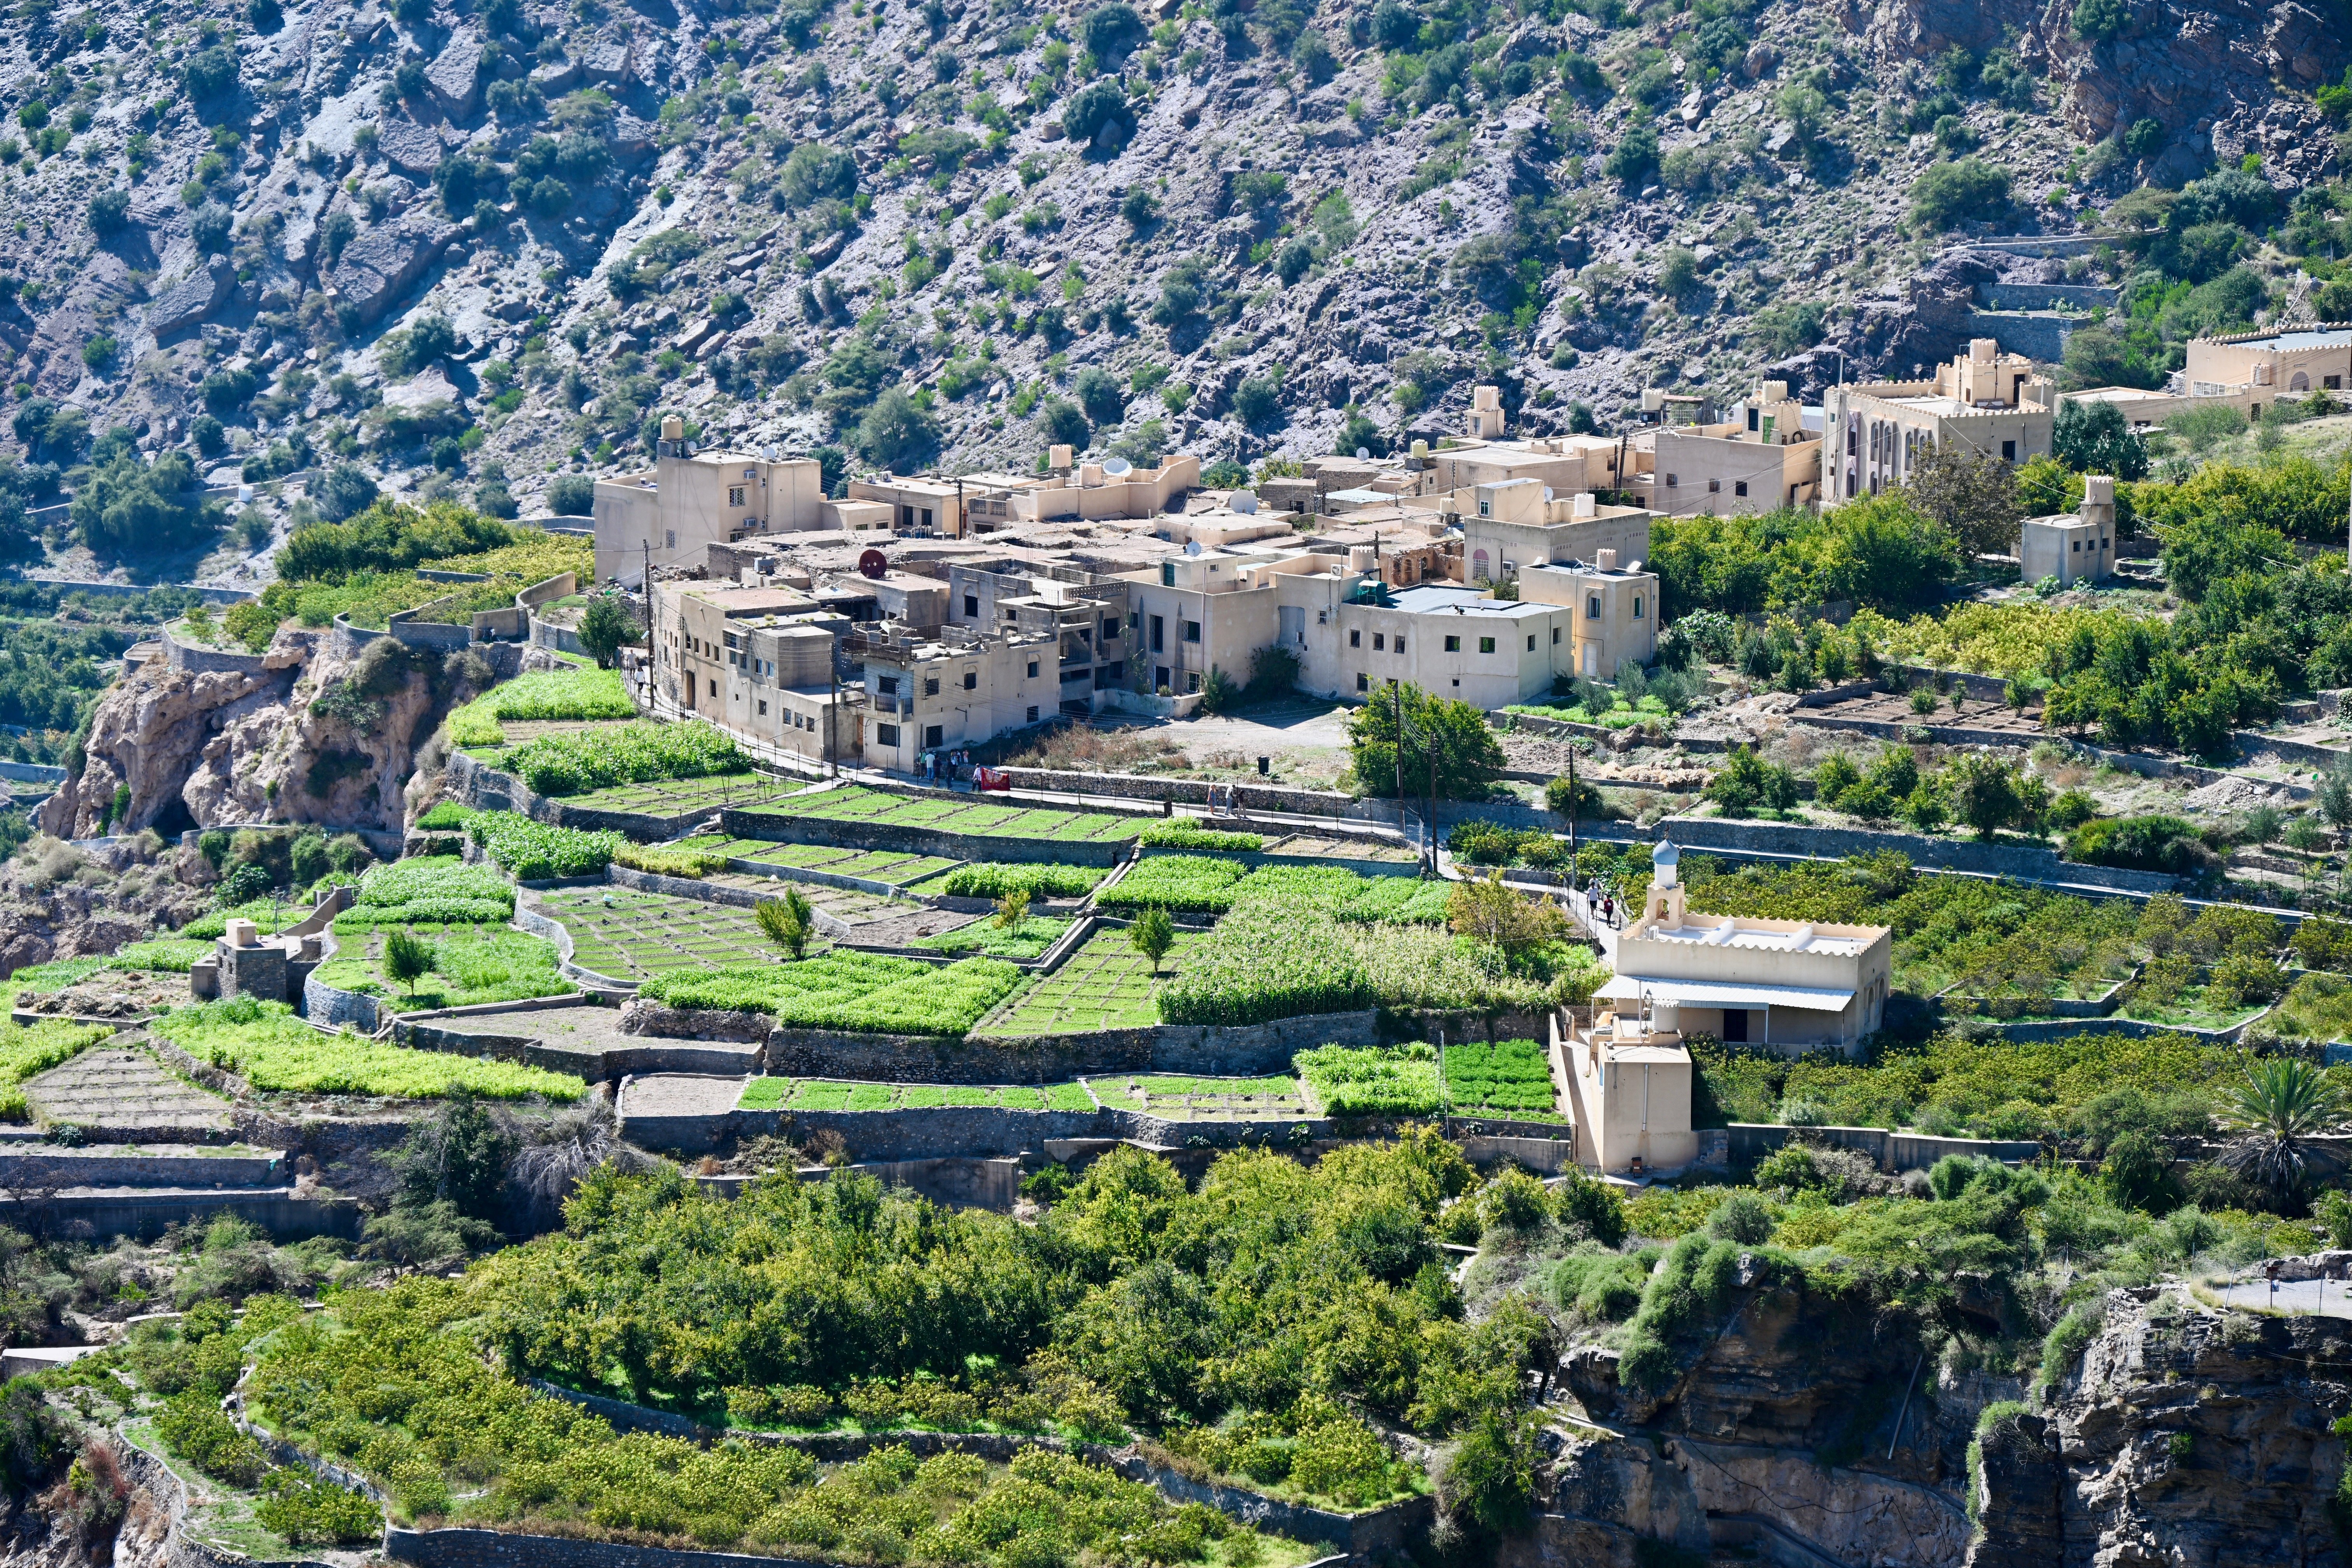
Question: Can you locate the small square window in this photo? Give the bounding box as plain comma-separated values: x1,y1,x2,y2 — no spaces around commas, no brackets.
1186,671,1201,693
758,700,768,715
964,594,979,617
1183,620,1201,643
1356,672,1369,691
1633,596,1645,618
1478,636,1496,654
1444,634,1461,653
1027,705,1040,721
1027,660,1040,678
964,671,978,690
877,724,901,747
924,724,944,747
1552,626,1561,644
2001,440,2016,462
1395,636,1404,654
1587,595,1601,617
1707,478,1721,494
1372,632,1385,651
1349,629,1361,648
1734,480,1749,497
924,677,941,696
1526,634,1535,652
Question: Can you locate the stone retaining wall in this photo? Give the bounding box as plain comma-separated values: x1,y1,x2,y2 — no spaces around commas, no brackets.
163,626,273,676
774,1008,1387,1082
304,968,384,1033
623,1097,1330,1160
992,766,1385,823
449,751,732,840
1647,815,2180,893
1720,1123,2043,1173
394,1015,759,1080
25,1187,364,1242
0,1149,284,1186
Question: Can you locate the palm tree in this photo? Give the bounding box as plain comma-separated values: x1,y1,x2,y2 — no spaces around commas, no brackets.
2219,1057,2346,1209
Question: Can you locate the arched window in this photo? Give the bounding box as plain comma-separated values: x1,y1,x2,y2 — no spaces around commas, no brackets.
1472,548,1490,580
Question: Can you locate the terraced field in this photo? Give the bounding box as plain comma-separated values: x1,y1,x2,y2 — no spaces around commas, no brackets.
738,785,1146,845
535,888,789,980
737,1078,1096,1111
564,773,800,817
687,836,961,887
1086,1074,1306,1120
979,926,1198,1036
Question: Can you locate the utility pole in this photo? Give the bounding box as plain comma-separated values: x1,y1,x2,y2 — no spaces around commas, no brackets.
1424,724,1437,876
1391,679,1408,859
1566,742,1579,892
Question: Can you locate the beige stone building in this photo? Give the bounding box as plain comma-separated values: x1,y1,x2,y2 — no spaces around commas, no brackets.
2019,475,2118,589
1558,1009,1696,1176
655,582,857,765
1453,481,1652,588
1599,841,1892,1053
2186,324,2352,406
593,420,848,585
1821,340,2057,502
858,626,1063,767
1627,380,1824,516
1516,550,1659,681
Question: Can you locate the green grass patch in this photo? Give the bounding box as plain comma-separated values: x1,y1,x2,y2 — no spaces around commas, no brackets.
913,917,1070,960
638,952,1025,1036
154,999,584,1100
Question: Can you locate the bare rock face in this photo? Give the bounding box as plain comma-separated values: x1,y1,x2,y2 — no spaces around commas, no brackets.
1969,1288,2350,1568
37,651,302,841
183,633,486,833
42,629,485,842
0,834,211,980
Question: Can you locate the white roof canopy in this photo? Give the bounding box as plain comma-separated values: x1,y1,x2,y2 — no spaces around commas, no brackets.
1598,975,1856,1013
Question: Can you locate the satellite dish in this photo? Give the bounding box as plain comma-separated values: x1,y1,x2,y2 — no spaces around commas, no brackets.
1183,540,1203,556
857,548,888,580
1355,446,1371,460
1230,489,1258,515
1102,456,1133,478
1542,486,1554,502
763,444,779,461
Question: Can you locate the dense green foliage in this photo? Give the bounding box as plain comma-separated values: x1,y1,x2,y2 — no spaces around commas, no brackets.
465,811,623,878
1157,867,1562,1025
1137,823,1264,852
1649,497,1962,619
504,721,749,796
232,1274,1281,1559
938,863,1108,900
447,668,635,746
470,1143,1542,1512
332,855,516,930
316,926,569,1012
1346,683,1506,801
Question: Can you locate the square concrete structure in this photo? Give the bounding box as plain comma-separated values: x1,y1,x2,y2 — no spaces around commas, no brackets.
2019,475,2116,588
1629,380,1825,516
1601,841,1892,1054
1557,1010,1696,1176
1516,550,1659,682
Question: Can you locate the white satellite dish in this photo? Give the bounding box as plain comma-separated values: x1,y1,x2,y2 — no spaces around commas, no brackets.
1230,488,1258,515
1183,539,1203,556
763,444,779,461
1542,486,1553,502
1355,446,1371,460
1102,456,1133,478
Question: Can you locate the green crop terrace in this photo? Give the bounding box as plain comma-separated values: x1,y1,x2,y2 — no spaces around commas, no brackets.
735,784,1146,845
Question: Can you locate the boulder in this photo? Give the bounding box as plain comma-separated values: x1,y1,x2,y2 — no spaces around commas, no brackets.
608,112,655,157
580,37,636,84
146,259,236,339
325,215,464,325
530,56,581,94
425,29,486,120
373,116,445,179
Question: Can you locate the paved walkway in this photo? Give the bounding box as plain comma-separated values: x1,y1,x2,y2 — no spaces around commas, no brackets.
2214,1278,2352,1319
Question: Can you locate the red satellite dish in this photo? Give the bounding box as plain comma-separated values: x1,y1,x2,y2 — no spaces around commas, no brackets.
857,549,888,580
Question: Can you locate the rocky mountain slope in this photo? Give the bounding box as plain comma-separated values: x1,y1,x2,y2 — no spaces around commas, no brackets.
0,0,2342,535
1542,1268,2349,1567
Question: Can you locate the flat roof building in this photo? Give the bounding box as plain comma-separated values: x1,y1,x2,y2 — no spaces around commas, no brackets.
1821,339,2056,504
1600,840,1892,1055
